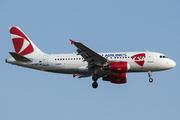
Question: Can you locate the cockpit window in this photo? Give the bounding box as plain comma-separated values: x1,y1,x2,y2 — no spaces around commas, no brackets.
160,55,167,58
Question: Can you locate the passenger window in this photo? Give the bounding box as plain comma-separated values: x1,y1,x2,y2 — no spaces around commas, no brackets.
160,56,162,58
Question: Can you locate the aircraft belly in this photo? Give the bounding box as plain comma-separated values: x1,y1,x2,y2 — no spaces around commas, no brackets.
47,60,90,74
96,70,116,76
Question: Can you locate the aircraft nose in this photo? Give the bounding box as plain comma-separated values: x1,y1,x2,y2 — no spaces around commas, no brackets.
169,59,176,68
171,60,176,68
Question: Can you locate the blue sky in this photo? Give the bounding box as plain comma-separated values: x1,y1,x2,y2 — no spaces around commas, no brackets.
1,0,180,120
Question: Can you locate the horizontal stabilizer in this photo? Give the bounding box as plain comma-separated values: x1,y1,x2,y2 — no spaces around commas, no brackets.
9,52,32,62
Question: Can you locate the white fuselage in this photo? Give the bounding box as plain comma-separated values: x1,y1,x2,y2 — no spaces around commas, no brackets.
6,26,176,88
6,51,176,76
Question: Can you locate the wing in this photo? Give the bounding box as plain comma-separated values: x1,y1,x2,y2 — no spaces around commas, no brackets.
70,39,108,67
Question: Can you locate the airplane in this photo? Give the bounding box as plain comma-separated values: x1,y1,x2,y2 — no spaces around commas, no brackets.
5,26,176,88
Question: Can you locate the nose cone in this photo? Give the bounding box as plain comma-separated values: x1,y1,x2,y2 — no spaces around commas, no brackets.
167,59,176,69
171,60,176,68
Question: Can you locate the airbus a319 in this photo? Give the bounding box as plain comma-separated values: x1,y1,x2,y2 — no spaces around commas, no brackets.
6,27,176,88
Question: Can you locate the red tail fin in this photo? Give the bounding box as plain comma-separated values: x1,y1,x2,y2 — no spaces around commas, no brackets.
9,27,45,56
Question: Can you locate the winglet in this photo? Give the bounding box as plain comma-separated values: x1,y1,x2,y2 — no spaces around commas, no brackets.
73,74,77,78
70,39,76,45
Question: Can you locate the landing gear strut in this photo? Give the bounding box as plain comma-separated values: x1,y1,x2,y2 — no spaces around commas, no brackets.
148,71,153,83
92,74,99,88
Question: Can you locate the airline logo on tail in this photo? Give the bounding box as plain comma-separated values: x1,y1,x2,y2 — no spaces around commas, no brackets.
10,27,34,56
132,53,145,66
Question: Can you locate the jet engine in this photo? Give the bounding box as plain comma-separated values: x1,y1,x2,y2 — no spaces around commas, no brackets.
102,73,127,84
103,61,130,73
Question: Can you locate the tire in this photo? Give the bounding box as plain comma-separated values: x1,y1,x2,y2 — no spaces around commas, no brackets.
92,82,98,88
92,74,98,81
149,78,153,83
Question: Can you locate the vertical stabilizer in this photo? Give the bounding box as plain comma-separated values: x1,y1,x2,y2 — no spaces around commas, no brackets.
9,26,45,56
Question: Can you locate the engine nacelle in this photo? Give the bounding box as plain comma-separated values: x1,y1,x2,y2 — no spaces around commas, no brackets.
103,61,130,73
103,73,127,84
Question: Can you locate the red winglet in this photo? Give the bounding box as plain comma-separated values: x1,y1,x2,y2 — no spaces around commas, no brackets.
73,74,77,78
70,39,76,45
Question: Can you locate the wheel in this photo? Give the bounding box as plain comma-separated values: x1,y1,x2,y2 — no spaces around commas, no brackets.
149,78,153,83
92,74,98,81
92,82,98,88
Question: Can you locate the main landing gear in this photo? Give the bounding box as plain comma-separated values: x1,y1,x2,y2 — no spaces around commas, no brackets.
148,71,153,83
92,74,99,88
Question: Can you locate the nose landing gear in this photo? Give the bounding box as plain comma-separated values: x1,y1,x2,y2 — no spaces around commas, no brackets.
92,74,99,88
148,71,153,83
